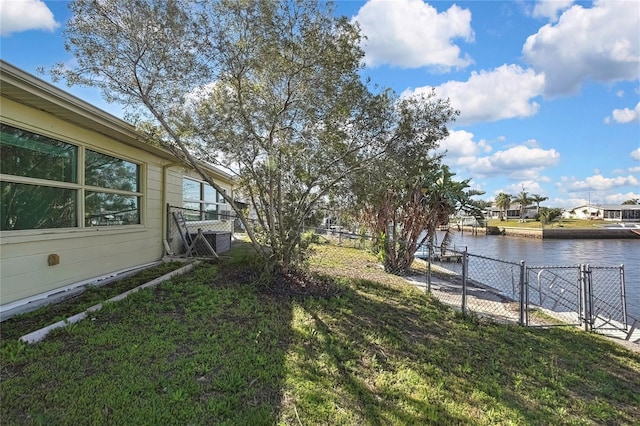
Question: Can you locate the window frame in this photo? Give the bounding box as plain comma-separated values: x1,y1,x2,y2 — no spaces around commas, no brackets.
182,176,227,221
0,122,145,233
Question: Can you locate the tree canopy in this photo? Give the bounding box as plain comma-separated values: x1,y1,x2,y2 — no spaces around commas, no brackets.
54,0,458,275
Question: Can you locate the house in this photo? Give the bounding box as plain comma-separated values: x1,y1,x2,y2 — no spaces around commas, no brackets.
562,204,640,222
0,60,235,313
486,204,537,220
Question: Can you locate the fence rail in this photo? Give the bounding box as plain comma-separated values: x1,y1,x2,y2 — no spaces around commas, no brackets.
420,243,636,343
165,209,637,344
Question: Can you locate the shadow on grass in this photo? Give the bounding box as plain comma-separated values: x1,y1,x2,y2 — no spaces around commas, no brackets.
2,242,639,424
1,244,294,425
282,276,640,424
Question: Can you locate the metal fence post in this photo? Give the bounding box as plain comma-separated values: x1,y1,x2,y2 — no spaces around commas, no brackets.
426,243,432,293
462,247,468,315
620,264,628,329
519,260,526,326
581,264,592,332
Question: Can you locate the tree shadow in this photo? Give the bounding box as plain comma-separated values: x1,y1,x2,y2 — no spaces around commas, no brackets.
281,276,640,424
0,248,295,425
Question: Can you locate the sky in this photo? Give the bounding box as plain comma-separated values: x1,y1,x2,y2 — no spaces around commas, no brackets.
1,0,639,209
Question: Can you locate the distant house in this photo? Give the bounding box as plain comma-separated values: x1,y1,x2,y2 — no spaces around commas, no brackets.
562,204,640,222
0,60,235,312
487,204,537,220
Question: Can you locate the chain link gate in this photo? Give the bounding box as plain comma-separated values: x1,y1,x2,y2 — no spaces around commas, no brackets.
422,243,632,341
524,265,584,327
523,264,629,336
580,265,628,334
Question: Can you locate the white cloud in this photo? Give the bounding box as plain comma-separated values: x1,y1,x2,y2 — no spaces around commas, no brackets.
631,147,640,161
630,166,640,173
602,192,640,205
552,196,591,209
0,0,59,36
437,129,491,159
353,0,474,69
523,0,640,96
437,133,559,184
474,145,559,173
606,102,640,124
503,180,547,196
532,0,574,22
558,174,639,192
406,65,545,125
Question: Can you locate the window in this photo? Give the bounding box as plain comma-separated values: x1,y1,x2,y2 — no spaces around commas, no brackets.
0,123,141,231
84,150,140,226
182,177,225,221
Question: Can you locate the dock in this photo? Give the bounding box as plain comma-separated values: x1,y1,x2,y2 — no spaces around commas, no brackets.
415,252,463,263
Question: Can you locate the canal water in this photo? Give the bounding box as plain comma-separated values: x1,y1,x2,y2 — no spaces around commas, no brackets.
443,232,640,319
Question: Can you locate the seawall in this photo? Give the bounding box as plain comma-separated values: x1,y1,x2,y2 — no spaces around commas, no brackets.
492,227,640,239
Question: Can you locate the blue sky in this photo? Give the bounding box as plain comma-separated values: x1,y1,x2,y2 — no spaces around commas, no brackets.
1,0,639,208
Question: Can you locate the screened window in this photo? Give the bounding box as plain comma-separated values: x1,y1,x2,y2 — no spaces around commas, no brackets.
84,150,140,226
1,182,77,230
0,124,77,183
1,123,142,231
182,177,224,221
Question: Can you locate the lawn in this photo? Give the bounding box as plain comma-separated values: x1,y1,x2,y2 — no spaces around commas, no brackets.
1,242,639,425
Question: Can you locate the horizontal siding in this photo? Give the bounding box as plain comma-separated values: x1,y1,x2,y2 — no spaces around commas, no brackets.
1,98,168,305
1,229,164,303
2,248,163,303
1,96,235,306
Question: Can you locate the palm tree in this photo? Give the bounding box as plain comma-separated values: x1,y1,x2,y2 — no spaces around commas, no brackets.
422,165,484,254
531,194,549,214
513,191,533,219
622,198,639,205
495,193,511,220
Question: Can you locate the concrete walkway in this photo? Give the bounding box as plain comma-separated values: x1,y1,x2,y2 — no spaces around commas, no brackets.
404,273,640,353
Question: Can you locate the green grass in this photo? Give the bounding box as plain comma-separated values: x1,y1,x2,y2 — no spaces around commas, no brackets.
0,261,186,342
1,243,639,425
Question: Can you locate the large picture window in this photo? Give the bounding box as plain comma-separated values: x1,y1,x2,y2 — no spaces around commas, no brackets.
84,150,140,226
182,177,225,221
1,123,142,231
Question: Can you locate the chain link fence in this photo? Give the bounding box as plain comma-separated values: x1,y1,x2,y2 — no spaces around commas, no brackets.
419,244,635,342
310,234,635,343
165,208,637,344
303,226,376,251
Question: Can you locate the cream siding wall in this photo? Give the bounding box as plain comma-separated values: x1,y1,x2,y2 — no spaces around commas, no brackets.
1,97,170,306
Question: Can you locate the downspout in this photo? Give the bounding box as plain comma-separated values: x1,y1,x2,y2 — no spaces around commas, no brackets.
162,162,184,255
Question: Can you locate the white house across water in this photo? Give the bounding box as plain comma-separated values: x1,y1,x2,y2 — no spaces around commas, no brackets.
562,204,640,222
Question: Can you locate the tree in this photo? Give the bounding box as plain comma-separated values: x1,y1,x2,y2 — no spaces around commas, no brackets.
495,193,511,220
622,198,639,205
539,207,562,225
471,199,493,213
530,194,548,214
421,165,484,259
357,155,484,274
340,87,460,273
513,191,532,219
55,0,394,275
